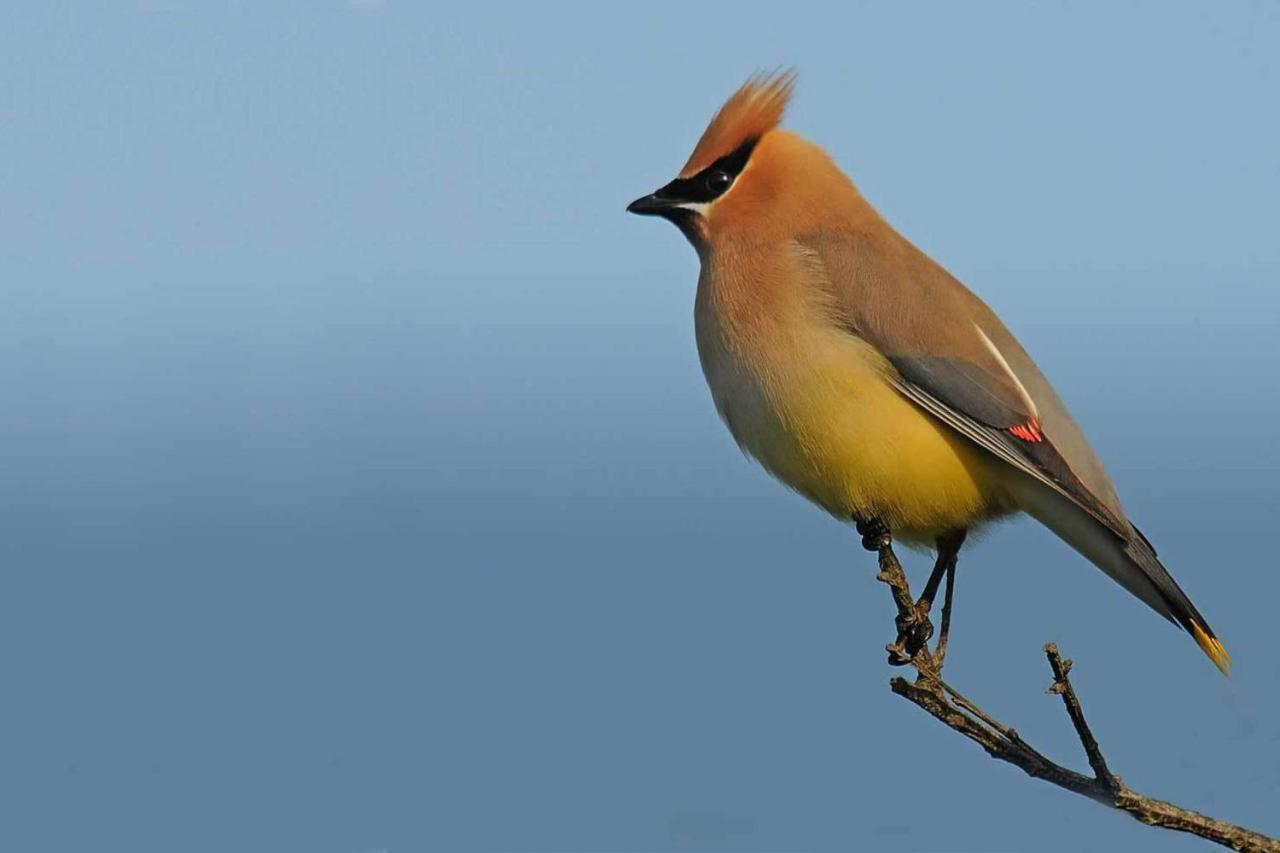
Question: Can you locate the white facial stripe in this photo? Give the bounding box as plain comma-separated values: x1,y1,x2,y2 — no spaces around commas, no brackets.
974,324,1039,418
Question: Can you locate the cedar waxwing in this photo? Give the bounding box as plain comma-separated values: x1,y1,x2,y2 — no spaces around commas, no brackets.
627,71,1229,674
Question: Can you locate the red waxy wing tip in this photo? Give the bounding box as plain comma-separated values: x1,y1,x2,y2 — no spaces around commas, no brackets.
1008,418,1045,443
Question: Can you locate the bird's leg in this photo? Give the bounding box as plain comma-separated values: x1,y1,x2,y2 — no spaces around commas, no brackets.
926,530,966,668
900,549,946,660
863,527,967,667
856,517,929,668
905,530,966,659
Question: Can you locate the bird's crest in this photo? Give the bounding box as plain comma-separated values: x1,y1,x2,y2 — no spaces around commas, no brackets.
680,69,796,178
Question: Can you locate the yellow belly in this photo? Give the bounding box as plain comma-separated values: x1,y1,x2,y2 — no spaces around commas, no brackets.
698,313,1013,545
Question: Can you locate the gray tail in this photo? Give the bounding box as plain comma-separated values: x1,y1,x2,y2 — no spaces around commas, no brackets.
1016,480,1230,674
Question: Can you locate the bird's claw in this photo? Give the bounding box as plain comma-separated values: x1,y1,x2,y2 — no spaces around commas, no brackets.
888,602,935,664
856,516,941,666
855,518,891,552
885,642,914,666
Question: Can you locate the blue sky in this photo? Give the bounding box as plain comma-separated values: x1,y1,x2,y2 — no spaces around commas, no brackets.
1,3,1278,852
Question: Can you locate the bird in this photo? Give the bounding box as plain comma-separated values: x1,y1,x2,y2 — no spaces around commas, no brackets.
626,70,1229,674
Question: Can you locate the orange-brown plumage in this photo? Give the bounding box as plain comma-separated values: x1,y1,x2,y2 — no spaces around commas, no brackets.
679,69,796,177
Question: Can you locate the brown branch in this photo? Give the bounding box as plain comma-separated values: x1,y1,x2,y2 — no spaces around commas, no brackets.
1044,643,1116,789
869,537,1280,852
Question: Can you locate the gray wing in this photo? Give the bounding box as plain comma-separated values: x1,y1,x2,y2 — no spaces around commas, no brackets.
799,231,1129,535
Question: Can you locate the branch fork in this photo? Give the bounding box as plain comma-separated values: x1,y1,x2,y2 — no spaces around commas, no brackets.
863,532,1279,852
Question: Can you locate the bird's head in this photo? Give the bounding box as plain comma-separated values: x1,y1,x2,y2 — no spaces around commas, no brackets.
627,70,859,250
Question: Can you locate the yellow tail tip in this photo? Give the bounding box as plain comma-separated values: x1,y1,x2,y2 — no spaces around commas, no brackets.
1190,621,1231,676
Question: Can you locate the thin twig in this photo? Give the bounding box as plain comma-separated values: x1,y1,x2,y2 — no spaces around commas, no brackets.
871,536,1280,852
1044,642,1117,791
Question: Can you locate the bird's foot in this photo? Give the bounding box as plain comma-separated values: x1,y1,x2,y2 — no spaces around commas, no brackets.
855,517,891,552
887,600,935,666
854,516,936,667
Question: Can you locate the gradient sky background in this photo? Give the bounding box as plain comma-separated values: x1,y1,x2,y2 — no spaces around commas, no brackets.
2,3,1279,852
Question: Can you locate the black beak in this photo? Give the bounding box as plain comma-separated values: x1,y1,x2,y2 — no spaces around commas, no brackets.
626,183,702,245
626,192,677,216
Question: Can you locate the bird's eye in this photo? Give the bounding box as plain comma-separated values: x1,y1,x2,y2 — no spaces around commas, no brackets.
705,170,733,195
